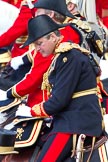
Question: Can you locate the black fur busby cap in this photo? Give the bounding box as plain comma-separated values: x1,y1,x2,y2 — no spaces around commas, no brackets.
22,14,68,47
0,128,18,154
34,0,75,19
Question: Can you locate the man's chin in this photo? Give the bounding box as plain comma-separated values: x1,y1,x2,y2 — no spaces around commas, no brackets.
42,53,50,57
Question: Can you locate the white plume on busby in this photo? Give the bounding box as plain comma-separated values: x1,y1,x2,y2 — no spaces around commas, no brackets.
0,1,19,35
66,0,79,5
79,0,98,23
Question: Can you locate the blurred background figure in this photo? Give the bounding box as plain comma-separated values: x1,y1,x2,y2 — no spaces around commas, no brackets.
78,0,98,23
0,0,37,90
0,0,19,36
96,0,108,28
0,0,19,73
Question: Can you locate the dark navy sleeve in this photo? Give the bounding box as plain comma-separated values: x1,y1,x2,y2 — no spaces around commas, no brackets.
22,54,30,64
43,49,83,115
7,89,14,98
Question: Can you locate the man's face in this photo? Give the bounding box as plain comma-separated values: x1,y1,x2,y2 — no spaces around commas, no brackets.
67,2,76,14
34,34,56,57
35,8,46,17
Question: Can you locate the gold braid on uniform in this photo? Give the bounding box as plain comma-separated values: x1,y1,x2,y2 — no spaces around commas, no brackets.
55,42,90,55
41,42,90,96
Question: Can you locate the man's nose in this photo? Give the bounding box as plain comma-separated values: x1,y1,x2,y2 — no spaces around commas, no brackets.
37,45,40,51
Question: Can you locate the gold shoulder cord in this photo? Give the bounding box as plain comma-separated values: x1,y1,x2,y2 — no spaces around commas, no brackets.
41,53,60,98
41,42,74,96
41,42,90,100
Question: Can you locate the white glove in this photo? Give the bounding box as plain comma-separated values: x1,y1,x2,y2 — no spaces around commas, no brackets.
100,60,108,80
0,89,7,101
15,104,32,117
11,56,24,70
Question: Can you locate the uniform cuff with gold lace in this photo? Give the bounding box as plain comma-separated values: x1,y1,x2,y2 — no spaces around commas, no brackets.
31,102,49,117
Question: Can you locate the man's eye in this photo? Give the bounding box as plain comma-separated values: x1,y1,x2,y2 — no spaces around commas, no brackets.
37,42,42,46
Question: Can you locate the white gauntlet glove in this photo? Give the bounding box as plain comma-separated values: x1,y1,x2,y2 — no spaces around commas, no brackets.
11,56,24,70
15,104,32,117
0,89,7,101
100,60,108,80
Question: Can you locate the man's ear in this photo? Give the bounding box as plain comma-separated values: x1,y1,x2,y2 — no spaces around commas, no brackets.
67,3,75,12
48,11,55,18
50,33,57,42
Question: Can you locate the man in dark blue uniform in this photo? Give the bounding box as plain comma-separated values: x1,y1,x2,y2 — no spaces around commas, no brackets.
22,14,104,162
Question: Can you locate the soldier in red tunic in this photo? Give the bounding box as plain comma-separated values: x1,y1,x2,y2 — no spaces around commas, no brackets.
0,0,82,106
0,0,37,90
96,0,108,28
0,1,36,58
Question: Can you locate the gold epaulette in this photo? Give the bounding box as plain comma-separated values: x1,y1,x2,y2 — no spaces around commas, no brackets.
63,17,92,33
55,42,90,55
72,19,92,33
15,35,28,44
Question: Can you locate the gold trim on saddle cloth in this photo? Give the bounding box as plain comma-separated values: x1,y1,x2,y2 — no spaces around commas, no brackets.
0,146,18,154
0,98,22,113
72,88,97,99
15,120,43,148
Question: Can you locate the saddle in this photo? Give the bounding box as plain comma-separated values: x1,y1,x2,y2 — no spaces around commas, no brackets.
3,115,52,149
12,118,43,148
